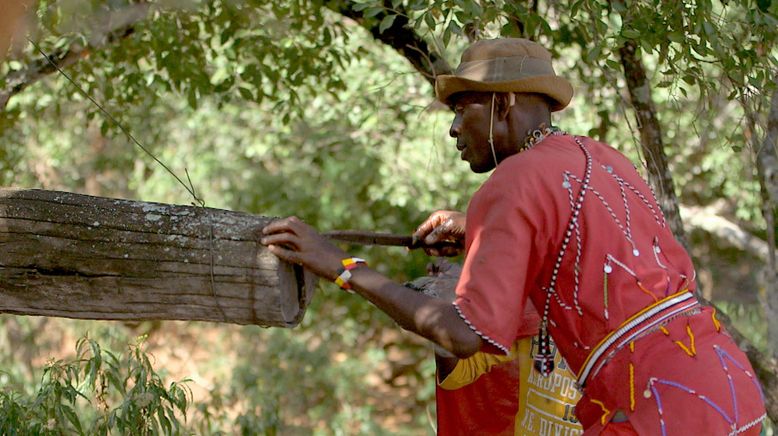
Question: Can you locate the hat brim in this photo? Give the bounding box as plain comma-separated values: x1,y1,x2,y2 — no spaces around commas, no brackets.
435,75,573,112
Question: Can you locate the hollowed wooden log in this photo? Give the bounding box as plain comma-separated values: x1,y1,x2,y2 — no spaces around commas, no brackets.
0,188,316,327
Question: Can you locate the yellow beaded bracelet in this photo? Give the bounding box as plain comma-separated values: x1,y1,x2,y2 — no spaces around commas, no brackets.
334,257,367,290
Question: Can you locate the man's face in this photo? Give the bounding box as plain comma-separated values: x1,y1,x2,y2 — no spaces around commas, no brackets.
448,92,499,173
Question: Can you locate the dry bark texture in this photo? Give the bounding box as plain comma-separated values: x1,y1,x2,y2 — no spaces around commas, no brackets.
618,40,688,250
0,188,316,327
757,75,778,353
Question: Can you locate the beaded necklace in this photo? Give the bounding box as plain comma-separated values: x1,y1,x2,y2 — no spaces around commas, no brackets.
520,124,565,152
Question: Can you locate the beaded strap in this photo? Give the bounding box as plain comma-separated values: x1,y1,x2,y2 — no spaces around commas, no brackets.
535,136,593,377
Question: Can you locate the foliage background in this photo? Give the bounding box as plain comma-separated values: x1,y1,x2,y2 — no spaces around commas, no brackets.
0,0,776,433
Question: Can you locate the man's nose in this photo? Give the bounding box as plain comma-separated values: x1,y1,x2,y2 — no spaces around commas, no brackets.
449,114,462,138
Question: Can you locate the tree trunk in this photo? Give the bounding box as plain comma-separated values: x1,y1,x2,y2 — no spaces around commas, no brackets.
618,40,688,249
0,188,316,327
756,74,778,353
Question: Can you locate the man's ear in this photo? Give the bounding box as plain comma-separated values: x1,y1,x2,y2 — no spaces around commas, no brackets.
495,93,514,120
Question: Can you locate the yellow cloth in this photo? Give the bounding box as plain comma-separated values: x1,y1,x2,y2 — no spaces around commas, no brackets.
438,336,583,435
438,342,518,390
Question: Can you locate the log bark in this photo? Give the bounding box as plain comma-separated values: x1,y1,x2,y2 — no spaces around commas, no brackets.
0,188,316,327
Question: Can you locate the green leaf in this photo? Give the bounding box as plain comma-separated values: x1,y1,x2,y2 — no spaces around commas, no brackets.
424,11,436,29
379,14,396,34
352,2,372,12
158,408,172,435
465,1,483,16
702,21,715,37
364,6,383,18
571,0,583,18
238,87,254,100
62,405,83,435
622,28,640,39
448,20,462,35
187,87,198,110
605,59,621,70
668,32,684,43
585,45,602,63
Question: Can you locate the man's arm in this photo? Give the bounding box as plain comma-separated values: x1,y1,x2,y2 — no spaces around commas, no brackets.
348,267,481,358
260,216,482,358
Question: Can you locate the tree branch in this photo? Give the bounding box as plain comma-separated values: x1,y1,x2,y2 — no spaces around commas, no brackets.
0,3,150,111
322,0,451,87
681,204,770,262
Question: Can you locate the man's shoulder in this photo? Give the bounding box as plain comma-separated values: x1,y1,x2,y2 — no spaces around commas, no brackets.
495,134,584,175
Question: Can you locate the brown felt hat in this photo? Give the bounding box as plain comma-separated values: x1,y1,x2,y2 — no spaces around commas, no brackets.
435,38,573,111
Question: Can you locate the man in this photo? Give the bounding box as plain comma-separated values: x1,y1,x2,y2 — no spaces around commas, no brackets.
261,38,766,434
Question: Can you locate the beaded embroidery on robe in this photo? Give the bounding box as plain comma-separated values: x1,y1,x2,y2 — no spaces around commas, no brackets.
453,134,766,434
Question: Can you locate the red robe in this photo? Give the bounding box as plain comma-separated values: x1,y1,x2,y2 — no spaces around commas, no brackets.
453,134,766,434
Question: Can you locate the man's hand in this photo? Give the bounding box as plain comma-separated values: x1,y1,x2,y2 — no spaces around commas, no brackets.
412,210,466,257
260,216,349,281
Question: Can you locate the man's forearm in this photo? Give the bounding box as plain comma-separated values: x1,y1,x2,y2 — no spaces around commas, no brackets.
348,267,481,358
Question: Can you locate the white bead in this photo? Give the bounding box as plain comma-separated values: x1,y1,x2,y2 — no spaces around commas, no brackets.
604,265,613,274
633,249,640,256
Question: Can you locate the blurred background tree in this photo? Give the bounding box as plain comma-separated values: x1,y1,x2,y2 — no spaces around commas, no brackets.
0,0,776,433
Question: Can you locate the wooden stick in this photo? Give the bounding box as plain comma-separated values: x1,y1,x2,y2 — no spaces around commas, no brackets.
324,230,414,247
324,230,462,252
